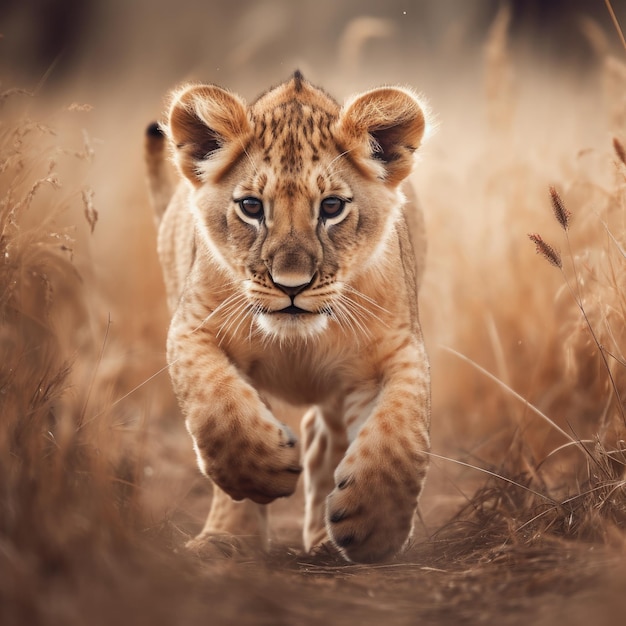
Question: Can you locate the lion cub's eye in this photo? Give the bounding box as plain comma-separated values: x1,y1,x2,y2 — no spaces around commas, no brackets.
320,196,347,221
238,197,264,220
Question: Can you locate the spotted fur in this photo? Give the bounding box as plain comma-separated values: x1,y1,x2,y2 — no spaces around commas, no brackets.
145,72,431,563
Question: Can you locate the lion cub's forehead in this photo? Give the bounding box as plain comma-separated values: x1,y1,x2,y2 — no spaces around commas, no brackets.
248,78,343,177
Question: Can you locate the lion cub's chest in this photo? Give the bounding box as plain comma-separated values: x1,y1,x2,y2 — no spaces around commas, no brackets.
231,338,352,406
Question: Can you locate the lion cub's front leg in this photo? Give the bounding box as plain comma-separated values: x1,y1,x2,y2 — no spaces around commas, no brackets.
186,484,269,557
301,404,348,551
167,314,302,508
325,335,431,563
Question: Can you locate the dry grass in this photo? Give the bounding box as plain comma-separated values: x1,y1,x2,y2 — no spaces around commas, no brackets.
1,3,626,625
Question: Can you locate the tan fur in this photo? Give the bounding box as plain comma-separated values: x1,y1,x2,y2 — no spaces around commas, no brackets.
146,72,431,563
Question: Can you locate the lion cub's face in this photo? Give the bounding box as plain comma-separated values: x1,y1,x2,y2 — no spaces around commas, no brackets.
165,72,426,340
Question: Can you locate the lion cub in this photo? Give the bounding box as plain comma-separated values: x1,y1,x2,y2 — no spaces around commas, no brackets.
145,72,431,563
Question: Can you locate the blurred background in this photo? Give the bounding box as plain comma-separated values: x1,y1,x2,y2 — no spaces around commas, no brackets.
2,1,624,83
2,0,624,100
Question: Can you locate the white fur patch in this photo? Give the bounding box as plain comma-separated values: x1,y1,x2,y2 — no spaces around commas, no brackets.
256,312,328,341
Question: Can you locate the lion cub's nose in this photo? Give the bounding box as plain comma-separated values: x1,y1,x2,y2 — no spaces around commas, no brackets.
270,273,313,297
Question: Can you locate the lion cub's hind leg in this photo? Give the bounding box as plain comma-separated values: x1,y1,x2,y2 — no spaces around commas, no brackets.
186,484,269,559
301,404,348,553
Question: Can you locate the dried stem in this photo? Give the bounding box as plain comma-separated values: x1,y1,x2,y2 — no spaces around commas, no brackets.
530,187,626,429
442,346,584,450
605,0,626,52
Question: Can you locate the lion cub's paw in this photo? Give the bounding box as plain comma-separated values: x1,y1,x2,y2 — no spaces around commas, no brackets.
185,532,267,560
325,451,419,563
199,418,302,505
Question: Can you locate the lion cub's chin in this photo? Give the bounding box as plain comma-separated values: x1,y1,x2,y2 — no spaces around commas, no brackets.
256,312,329,340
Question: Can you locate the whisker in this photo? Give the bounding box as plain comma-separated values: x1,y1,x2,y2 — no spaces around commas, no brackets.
208,281,239,295
218,300,249,336
238,137,259,177
328,303,350,337
341,293,388,327
230,301,255,339
215,292,249,318
216,297,251,343
341,293,378,337
193,291,247,333
342,284,391,315
334,299,365,339
247,306,258,343
337,296,373,339
324,149,352,177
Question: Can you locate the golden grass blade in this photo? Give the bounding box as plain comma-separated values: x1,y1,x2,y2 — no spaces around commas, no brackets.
605,0,626,52
77,315,112,429
538,440,596,467
598,216,626,259
442,346,584,451
425,451,557,505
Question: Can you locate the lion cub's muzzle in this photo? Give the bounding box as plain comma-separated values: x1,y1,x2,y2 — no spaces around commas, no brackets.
270,273,317,316
253,267,330,339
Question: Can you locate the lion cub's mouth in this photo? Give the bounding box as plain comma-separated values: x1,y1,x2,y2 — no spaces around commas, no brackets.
256,304,330,338
275,305,314,316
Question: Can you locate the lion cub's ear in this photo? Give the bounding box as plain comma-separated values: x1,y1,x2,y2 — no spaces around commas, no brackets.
338,87,426,187
166,84,251,185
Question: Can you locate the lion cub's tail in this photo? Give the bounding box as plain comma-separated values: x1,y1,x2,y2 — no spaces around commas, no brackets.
144,122,173,223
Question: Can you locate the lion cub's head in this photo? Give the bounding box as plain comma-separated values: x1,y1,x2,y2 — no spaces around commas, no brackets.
164,72,427,340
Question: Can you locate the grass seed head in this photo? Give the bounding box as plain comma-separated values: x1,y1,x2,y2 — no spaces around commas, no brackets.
528,233,563,269
613,137,626,166
549,185,571,231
